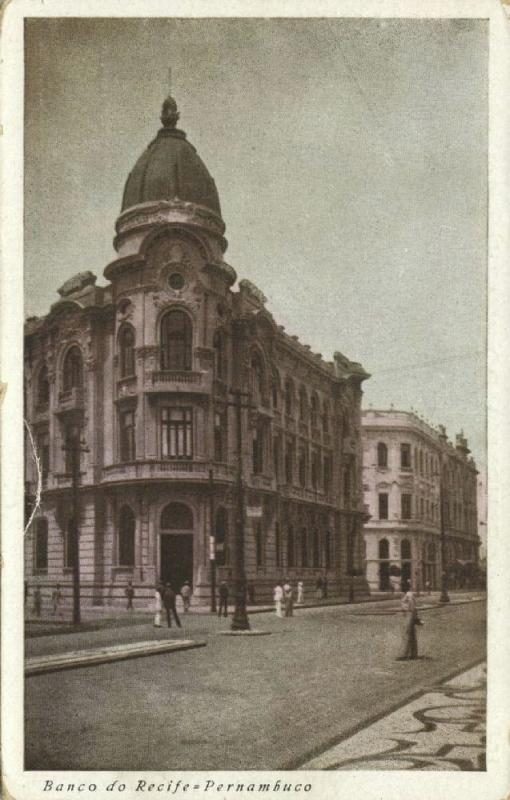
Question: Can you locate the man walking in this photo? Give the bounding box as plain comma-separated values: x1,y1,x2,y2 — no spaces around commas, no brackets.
283,580,294,617
218,580,229,618
162,583,182,628
180,581,192,613
125,580,135,611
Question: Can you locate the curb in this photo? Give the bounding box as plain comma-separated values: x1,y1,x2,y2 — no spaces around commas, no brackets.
25,638,206,676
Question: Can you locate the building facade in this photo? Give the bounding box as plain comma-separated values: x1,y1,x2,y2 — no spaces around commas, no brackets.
362,409,479,593
24,94,370,609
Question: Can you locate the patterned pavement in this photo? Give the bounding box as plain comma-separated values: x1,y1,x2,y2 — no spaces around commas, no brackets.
300,663,486,771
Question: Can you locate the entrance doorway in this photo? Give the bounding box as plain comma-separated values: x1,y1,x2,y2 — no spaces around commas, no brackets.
159,502,194,590
160,534,193,590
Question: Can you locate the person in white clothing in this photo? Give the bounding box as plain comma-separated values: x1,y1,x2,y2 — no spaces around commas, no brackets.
153,583,163,628
273,583,284,617
296,580,304,605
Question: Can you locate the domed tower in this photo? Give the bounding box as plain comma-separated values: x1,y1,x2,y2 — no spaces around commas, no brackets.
102,95,236,598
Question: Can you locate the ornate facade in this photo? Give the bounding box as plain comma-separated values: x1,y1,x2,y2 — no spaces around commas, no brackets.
362,409,479,593
24,95,370,608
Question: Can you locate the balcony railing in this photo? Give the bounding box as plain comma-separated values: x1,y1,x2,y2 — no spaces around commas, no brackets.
57,387,84,411
146,370,210,395
102,460,236,484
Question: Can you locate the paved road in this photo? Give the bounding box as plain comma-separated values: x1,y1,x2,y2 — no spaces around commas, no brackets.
25,599,486,771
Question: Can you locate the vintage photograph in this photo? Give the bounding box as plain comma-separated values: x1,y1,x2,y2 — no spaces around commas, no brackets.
15,9,492,782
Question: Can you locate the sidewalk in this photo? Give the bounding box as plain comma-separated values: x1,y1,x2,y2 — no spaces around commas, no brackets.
299,662,486,770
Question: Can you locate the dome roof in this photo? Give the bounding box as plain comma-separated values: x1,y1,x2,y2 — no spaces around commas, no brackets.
121,95,222,218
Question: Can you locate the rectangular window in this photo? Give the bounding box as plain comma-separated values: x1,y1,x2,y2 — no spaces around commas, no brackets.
285,441,294,484
323,455,332,494
214,411,226,462
273,437,280,480
35,521,48,571
161,407,193,459
119,409,136,462
255,522,263,568
378,493,389,520
311,451,320,490
38,433,50,481
252,426,264,475
275,523,282,568
401,493,412,520
400,443,411,469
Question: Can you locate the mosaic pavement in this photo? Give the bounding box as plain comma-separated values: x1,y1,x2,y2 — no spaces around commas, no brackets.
300,663,486,771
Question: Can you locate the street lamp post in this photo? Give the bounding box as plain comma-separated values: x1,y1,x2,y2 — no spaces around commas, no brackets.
228,388,252,631
438,460,450,604
208,469,217,614
62,422,88,626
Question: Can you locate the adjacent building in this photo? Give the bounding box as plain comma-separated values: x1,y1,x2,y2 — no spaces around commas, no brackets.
362,409,479,593
24,94,370,608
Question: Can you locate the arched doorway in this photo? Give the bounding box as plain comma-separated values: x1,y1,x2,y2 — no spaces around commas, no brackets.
378,538,390,591
160,503,194,590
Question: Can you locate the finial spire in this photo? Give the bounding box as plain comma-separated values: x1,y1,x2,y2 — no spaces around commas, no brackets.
160,68,180,129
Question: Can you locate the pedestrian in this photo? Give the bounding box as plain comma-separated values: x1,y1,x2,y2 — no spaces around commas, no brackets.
180,581,192,612
296,580,304,605
51,583,62,616
273,582,284,618
218,580,229,618
323,577,328,599
161,583,182,628
125,580,135,610
425,580,431,595
283,580,294,617
247,580,255,605
33,585,42,618
315,576,323,600
153,583,163,628
396,583,422,661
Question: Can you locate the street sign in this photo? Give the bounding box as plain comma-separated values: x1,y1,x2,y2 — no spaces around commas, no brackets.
246,506,263,519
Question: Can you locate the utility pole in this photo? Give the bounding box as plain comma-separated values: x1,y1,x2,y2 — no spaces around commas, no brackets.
209,469,217,613
227,388,253,631
438,460,450,604
63,421,88,626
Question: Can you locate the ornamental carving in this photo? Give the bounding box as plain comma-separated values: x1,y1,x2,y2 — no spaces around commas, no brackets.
152,291,200,314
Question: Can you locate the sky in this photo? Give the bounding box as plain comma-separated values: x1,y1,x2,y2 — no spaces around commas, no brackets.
24,17,488,470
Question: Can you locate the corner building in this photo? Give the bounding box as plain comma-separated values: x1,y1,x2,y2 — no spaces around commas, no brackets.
362,410,479,593
24,95,370,608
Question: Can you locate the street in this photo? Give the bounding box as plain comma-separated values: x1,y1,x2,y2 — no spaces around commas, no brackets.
25,598,486,771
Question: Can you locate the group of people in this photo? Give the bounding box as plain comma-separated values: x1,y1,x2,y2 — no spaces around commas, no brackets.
26,584,63,618
153,580,192,628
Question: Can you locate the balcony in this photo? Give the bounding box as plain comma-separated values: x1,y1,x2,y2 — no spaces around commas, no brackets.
56,388,84,413
116,375,138,399
102,459,236,485
146,370,211,396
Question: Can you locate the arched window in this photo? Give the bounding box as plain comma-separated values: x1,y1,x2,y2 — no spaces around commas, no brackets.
301,528,308,567
377,442,388,468
160,503,193,530
62,347,83,392
119,325,135,378
250,351,265,406
378,538,389,559
213,329,226,381
35,518,48,571
118,506,135,566
312,530,320,568
322,401,330,434
37,365,50,407
284,378,294,417
401,539,412,560
310,394,319,428
298,446,307,487
287,526,295,568
272,373,280,409
160,309,192,371
215,507,228,567
299,386,308,422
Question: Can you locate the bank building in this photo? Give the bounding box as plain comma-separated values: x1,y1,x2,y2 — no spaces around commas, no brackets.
24,94,370,608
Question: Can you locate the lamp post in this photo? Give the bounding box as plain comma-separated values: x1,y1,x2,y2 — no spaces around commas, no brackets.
62,420,88,626
208,469,217,614
437,460,450,604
